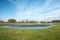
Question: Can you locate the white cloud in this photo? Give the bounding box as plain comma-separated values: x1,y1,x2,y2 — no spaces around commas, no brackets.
42,9,60,21
8,0,60,21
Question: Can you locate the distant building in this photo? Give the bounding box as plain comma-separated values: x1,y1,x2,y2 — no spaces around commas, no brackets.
52,20,60,23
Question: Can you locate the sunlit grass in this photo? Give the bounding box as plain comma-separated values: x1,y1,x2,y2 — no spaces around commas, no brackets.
0,23,60,40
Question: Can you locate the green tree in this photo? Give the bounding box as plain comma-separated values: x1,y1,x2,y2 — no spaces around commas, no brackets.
8,19,16,23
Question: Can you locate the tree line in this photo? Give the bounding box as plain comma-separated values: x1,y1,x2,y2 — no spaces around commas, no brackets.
0,19,60,23
0,19,38,23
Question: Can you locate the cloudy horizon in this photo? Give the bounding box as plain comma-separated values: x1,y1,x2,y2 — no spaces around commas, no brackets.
0,0,60,21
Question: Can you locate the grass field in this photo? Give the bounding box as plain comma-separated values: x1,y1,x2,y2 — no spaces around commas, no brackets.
0,23,60,40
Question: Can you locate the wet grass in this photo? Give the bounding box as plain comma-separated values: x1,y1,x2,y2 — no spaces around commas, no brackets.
0,23,60,40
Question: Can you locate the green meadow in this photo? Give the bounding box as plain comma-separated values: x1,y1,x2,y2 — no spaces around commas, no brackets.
0,23,60,40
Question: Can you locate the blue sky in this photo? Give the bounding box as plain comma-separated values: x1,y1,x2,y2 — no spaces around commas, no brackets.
0,0,60,21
